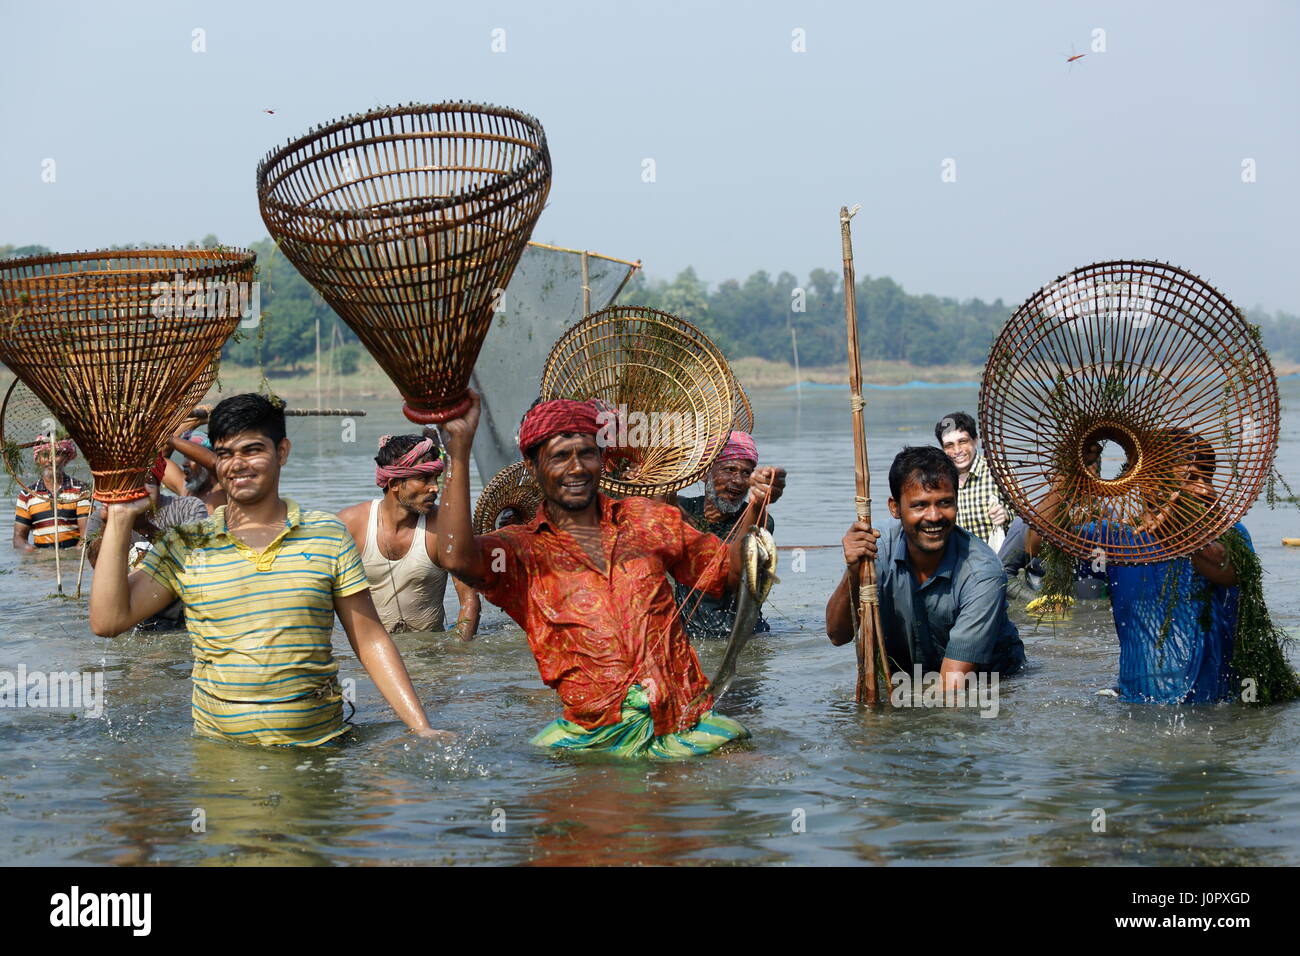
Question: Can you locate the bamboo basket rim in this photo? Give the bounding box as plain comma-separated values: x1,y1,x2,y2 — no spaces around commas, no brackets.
256,101,549,224
979,257,1278,563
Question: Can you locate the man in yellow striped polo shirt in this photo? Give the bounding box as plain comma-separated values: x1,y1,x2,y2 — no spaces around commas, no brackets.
90,394,443,746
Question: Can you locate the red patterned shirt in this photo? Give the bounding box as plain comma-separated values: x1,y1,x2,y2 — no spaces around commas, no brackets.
476,494,732,735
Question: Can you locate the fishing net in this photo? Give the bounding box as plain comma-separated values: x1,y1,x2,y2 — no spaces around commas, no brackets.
472,460,543,534
0,376,94,495
0,248,255,502
257,102,551,425
540,306,737,497
979,260,1278,564
469,242,639,483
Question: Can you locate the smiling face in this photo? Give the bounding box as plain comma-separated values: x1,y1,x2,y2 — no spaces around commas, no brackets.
940,429,977,475
708,458,754,513
889,472,958,558
531,433,602,513
213,430,289,506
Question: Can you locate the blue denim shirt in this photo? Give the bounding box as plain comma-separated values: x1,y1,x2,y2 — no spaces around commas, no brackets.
872,522,1024,674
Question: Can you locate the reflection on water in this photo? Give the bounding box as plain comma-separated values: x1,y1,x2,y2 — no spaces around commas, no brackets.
2,384,1298,865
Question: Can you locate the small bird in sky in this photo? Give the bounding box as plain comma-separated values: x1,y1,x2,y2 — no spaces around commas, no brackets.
1066,53,1086,64
263,109,276,115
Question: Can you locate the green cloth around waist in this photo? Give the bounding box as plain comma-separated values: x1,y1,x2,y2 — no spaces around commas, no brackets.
530,684,749,759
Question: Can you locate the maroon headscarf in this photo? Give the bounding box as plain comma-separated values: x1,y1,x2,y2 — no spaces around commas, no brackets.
375,435,445,488
518,399,601,456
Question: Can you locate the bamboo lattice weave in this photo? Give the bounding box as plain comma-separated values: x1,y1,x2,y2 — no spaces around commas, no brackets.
540,307,736,497
473,460,543,534
0,248,254,502
979,260,1279,563
257,102,551,424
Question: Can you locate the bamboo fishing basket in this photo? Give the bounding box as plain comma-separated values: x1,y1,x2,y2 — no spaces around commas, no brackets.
979,259,1279,563
0,248,255,502
473,460,543,534
256,102,551,425
539,306,737,497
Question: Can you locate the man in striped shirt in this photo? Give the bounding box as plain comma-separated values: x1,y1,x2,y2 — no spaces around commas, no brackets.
90,393,443,746
12,439,90,552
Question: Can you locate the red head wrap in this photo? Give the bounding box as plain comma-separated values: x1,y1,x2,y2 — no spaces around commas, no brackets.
517,399,601,456
33,437,77,464
716,430,758,466
375,436,445,488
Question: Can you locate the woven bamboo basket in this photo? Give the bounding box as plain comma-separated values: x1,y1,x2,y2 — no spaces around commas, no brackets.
257,102,551,425
0,248,254,502
731,375,754,434
472,460,543,534
979,260,1279,563
540,306,737,497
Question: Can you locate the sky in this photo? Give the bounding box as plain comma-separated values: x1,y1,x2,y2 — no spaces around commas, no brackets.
2,0,1297,312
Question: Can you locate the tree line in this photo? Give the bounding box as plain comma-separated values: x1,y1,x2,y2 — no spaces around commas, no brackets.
4,240,1300,370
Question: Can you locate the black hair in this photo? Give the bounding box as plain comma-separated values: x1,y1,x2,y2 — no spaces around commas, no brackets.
208,393,286,446
375,434,441,468
1162,427,1216,478
935,411,978,444
889,445,959,502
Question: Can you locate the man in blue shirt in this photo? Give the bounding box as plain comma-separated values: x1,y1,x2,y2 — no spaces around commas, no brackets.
1025,431,1248,704
826,446,1025,687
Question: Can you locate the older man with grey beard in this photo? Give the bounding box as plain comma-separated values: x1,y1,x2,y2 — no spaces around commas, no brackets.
670,431,784,640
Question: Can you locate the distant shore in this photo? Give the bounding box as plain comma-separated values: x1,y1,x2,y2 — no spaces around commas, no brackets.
194,355,993,404
3,354,1298,409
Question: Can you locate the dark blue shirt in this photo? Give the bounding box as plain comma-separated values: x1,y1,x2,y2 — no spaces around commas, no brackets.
1081,521,1248,704
872,522,1024,674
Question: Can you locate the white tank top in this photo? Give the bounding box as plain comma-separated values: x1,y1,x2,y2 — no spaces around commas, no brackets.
361,499,448,633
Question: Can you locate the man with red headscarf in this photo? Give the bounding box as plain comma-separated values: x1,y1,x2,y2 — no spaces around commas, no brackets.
436,393,786,757
13,438,90,552
338,433,479,639
670,430,783,640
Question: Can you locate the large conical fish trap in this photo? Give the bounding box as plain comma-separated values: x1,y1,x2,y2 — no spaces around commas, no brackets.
473,460,543,534
540,306,737,497
0,248,254,502
257,102,551,425
979,260,1279,563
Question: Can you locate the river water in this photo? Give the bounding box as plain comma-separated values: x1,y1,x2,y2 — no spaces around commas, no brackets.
2,382,1298,866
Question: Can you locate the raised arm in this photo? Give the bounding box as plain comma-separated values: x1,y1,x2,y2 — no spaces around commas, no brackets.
432,392,493,588
88,500,177,636
333,588,445,738
170,435,218,473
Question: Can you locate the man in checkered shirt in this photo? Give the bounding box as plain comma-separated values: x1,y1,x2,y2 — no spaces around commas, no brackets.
935,412,1013,547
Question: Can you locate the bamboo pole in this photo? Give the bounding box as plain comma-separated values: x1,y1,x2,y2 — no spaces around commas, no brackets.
580,250,591,317
49,430,62,593
75,539,87,599
839,205,888,706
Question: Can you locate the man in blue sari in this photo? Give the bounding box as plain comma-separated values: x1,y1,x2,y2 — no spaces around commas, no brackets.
1027,432,1249,703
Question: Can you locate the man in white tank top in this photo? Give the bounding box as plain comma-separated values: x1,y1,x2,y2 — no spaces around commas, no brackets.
338,434,480,639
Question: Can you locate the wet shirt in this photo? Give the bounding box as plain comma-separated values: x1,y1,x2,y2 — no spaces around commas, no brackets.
956,452,1012,544
475,494,732,735
1081,520,1247,704
869,521,1024,673
138,499,370,705
673,494,774,639
15,475,91,548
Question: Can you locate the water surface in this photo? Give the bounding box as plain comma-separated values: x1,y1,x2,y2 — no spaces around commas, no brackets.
2,384,1298,865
